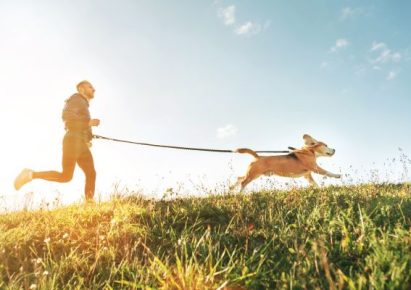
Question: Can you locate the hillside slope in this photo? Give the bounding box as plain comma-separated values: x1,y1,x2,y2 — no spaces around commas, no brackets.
0,184,410,289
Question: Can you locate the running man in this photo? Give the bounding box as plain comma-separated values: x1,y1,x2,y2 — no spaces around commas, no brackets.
14,80,100,201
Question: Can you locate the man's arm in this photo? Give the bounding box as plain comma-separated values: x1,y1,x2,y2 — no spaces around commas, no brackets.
89,119,100,126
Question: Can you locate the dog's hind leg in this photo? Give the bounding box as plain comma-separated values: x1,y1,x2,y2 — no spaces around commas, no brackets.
229,176,244,191
240,172,261,192
239,178,250,192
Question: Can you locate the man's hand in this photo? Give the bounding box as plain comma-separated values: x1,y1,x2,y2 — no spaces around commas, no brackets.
89,119,100,127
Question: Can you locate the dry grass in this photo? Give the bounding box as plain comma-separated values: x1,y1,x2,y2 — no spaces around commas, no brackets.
0,183,410,289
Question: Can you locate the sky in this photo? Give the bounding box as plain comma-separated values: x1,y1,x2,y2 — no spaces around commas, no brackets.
0,0,410,210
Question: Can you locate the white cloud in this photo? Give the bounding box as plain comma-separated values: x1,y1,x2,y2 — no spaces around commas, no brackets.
371,42,386,51
330,38,350,52
235,21,261,36
320,61,329,68
371,41,402,64
340,7,363,20
218,5,236,26
376,50,401,63
336,39,349,47
217,124,238,139
386,71,397,80
342,41,405,80
216,4,267,36
341,7,355,19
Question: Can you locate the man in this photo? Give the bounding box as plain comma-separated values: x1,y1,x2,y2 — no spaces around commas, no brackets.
14,80,100,201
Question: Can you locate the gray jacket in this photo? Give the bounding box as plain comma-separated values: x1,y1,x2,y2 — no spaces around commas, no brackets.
62,93,92,140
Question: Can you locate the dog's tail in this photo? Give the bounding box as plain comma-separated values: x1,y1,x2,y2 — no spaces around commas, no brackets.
235,148,259,159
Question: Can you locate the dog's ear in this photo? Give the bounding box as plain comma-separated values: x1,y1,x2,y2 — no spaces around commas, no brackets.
303,134,318,146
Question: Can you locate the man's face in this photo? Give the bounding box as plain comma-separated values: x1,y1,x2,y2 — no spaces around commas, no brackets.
80,82,95,99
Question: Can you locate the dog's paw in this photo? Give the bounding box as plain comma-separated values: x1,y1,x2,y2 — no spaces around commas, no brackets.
334,174,342,178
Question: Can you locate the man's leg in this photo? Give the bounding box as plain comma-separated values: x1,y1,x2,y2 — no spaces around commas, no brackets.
32,136,77,183
77,148,96,201
32,158,76,182
14,135,77,190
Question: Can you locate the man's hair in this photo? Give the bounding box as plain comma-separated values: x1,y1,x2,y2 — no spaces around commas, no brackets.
77,80,90,92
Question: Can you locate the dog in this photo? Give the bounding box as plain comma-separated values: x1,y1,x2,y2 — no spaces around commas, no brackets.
234,134,341,191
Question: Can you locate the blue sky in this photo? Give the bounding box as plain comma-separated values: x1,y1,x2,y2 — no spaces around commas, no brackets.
0,0,410,209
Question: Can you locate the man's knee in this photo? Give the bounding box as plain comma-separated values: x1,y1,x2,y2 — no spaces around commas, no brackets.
60,172,74,183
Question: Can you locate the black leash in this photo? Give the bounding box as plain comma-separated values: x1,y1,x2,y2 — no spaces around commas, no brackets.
93,134,291,154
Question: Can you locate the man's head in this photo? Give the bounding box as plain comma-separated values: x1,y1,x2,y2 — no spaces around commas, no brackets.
77,80,95,100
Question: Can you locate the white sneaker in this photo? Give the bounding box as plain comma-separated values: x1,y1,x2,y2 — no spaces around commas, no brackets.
14,168,33,190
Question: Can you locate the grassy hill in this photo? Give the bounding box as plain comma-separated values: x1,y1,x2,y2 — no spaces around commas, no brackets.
0,184,410,289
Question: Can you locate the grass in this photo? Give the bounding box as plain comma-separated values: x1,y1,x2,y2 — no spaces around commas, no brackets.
0,183,410,289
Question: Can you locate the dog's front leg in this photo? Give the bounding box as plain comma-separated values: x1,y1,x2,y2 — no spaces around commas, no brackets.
304,173,318,186
312,166,341,179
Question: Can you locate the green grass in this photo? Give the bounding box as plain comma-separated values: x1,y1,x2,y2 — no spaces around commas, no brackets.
0,184,410,289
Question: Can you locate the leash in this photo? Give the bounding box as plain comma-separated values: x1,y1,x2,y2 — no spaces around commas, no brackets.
92,134,291,154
